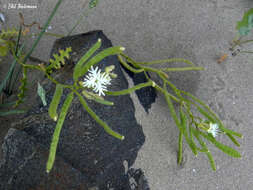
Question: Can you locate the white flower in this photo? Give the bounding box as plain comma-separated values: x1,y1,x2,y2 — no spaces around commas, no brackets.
207,123,220,137
82,66,111,96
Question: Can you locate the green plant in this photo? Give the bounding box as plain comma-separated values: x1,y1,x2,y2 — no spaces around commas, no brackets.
117,54,242,171
229,8,253,56
1,0,242,174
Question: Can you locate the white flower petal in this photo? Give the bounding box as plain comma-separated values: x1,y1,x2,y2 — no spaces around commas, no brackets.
82,66,112,96
207,123,220,137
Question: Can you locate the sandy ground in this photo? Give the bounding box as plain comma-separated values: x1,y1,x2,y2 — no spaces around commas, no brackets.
1,0,253,189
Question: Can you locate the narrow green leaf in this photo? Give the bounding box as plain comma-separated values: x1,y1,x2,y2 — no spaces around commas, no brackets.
0,44,24,95
192,128,216,171
196,105,242,138
0,101,16,108
37,82,47,106
49,84,63,121
79,46,125,77
182,91,242,138
177,131,183,164
165,90,197,156
227,133,240,147
206,151,216,171
73,39,102,81
196,105,216,123
163,88,197,156
189,125,206,152
193,128,241,158
161,66,204,72
46,92,74,173
118,55,144,73
179,107,198,155
106,81,152,96
0,109,26,116
76,91,124,140
137,58,195,66
82,90,114,106
163,90,182,130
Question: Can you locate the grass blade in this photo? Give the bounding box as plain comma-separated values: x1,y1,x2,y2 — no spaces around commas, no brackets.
0,101,16,108
0,109,26,116
23,0,63,64
0,45,24,95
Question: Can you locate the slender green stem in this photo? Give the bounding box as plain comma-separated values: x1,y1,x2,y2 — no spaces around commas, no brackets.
237,39,253,46
28,56,48,64
118,55,144,73
15,26,22,55
154,84,180,102
230,36,243,50
177,131,183,164
26,32,65,38
67,7,90,36
240,51,253,54
23,0,63,64
44,32,65,38
6,25,23,94
106,81,153,96
137,58,194,66
0,109,26,116
139,65,169,79
45,73,73,89
75,90,124,140
161,66,204,72
120,53,137,65
46,92,74,173
0,45,25,95
181,90,242,138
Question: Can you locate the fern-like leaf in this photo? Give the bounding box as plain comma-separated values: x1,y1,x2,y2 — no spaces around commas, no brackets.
15,67,28,107
0,28,19,39
46,47,72,73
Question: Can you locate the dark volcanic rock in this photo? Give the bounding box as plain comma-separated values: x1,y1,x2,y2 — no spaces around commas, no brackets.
120,62,157,114
0,128,89,190
0,31,150,189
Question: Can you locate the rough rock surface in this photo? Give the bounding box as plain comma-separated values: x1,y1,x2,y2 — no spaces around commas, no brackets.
0,31,151,189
